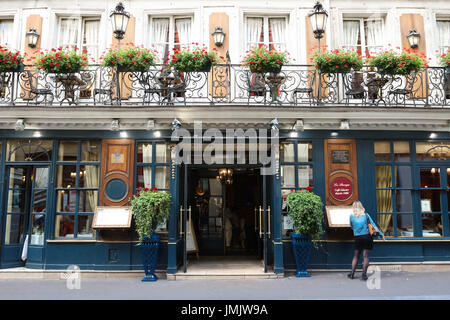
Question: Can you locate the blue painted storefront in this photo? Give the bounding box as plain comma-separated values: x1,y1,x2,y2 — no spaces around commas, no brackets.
0,129,449,272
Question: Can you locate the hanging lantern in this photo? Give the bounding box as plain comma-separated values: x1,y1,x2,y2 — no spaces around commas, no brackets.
212,27,226,47
308,2,328,39
110,2,130,40
407,29,421,49
26,28,40,48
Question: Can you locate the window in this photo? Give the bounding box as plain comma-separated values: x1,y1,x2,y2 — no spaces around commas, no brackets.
280,141,313,238
245,16,287,51
0,19,14,47
148,16,192,63
436,20,450,55
55,140,101,239
57,17,100,60
342,18,384,55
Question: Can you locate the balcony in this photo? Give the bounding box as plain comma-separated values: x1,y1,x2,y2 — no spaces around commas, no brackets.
0,64,448,108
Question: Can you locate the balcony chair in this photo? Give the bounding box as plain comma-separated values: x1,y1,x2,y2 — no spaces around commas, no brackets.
343,71,367,106
388,72,417,107
24,70,54,106
292,69,316,106
93,87,113,105
246,72,267,105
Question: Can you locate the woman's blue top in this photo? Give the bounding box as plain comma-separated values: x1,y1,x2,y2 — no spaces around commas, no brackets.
349,214,369,236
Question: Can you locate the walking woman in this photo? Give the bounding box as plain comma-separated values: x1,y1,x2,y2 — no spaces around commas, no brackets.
348,201,385,280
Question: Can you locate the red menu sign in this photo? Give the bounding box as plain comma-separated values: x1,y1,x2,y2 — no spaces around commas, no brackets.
330,177,353,201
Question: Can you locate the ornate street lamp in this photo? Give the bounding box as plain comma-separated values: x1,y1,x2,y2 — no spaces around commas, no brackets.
407,29,421,49
212,27,226,47
308,2,328,42
26,28,40,48
110,2,130,49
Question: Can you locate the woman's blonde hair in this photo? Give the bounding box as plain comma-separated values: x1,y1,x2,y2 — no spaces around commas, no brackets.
352,201,365,217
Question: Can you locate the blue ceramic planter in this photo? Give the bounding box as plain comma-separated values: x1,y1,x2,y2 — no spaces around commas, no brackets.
291,233,313,277
139,234,160,282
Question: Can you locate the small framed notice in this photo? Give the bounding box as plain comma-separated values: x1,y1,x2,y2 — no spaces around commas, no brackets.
92,206,132,229
326,205,353,227
421,199,432,212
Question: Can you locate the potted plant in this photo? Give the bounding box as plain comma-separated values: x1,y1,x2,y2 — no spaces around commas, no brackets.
101,45,158,72
130,187,171,282
242,45,290,74
285,187,324,277
312,49,363,74
34,47,88,73
367,49,427,76
0,46,24,72
168,45,222,72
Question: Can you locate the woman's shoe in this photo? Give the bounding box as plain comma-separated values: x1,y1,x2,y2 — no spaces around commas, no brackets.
361,273,368,281
347,272,355,279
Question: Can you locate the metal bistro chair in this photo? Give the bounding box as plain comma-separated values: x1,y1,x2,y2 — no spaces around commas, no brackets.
342,71,366,106
292,69,316,106
139,72,163,106
246,71,267,105
388,72,417,107
165,71,187,106
25,70,54,106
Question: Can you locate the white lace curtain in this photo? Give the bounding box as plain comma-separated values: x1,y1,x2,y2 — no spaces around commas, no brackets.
0,20,13,47
269,18,286,51
366,19,384,53
175,18,191,47
83,20,100,59
246,17,263,50
59,18,79,49
142,144,152,189
151,18,170,62
437,21,450,54
343,20,360,50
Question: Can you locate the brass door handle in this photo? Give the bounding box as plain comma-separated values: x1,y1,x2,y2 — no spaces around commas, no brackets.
188,206,192,235
259,206,263,238
267,206,271,237
254,207,257,232
179,206,184,236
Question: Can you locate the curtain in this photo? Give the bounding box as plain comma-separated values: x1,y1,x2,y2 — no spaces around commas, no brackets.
142,144,152,189
59,18,79,48
343,20,360,50
366,19,384,53
83,20,100,59
152,18,170,63
376,165,393,234
246,17,263,50
437,21,450,54
269,18,285,51
0,20,13,47
155,167,168,189
175,18,191,47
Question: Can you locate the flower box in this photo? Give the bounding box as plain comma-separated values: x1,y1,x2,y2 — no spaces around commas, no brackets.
367,49,427,76
242,46,290,73
312,49,363,74
168,45,221,72
34,47,87,74
101,46,157,73
0,46,24,72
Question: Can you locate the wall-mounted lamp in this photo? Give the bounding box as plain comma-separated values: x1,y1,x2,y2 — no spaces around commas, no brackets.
212,26,226,47
26,28,40,48
407,29,420,49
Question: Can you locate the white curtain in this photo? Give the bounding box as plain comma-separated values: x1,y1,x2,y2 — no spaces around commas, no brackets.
142,144,152,189
343,20,360,50
246,17,263,50
83,20,100,59
175,18,191,47
269,18,286,51
437,21,450,54
59,18,79,48
366,20,384,53
151,18,170,62
155,167,168,189
0,20,13,47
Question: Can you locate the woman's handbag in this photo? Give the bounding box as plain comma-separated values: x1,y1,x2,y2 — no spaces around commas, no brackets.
366,214,378,237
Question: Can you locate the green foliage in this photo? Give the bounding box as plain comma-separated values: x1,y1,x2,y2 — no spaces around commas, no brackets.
312,49,363,73
168,46,222,72
131,190,171,241
0,46,23,72
102,46,157,72
440,51,450,67
242,45,290,73
34,48,87,73
286,190,324,245
367,50,426,75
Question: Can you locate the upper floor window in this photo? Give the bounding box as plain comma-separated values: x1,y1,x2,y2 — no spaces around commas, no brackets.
57,17,100,60
436,20,450,55
245,16,287,51
149,16,192,63
342,18,384,55
0,19,14,47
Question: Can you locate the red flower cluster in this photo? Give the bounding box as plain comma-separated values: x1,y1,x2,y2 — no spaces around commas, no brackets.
0,46,23,72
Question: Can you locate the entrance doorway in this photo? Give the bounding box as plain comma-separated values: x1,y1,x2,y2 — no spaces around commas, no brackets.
1,165,49,268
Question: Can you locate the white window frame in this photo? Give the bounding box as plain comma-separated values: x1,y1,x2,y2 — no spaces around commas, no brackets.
244,15,288,51
436,19,450,55
0,18,15,48
342,17,385,55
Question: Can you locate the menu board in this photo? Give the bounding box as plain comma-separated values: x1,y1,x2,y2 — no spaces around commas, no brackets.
92,206,132,228
325,205,353,227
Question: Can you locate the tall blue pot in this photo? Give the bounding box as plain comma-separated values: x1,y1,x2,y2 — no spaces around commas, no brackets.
139,234,160,282
291,232,313,277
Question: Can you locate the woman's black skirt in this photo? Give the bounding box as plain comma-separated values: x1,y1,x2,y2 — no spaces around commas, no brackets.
354,234,374,250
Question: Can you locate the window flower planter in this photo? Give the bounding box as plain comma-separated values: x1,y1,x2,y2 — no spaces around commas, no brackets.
101,45,158,73
168,45,221,72
242,45,290,74
0,46,24,73
367,49,427,76
312,49,363,74
34,47,87,74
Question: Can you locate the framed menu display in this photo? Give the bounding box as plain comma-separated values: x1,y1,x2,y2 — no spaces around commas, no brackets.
92,206,132,228
326,205,353,227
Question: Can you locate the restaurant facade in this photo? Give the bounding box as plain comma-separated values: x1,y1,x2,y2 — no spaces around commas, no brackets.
0,0,449,276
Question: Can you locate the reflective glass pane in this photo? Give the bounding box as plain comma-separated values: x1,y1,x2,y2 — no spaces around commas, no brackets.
7,190,26,213
56,165,77,188
395,166,412,188
297,165,313,188
397,214,414,237
298,142,313,162
393,141,410,161
58,141,78,161
77,215,94,238
136,166,152,190
422,214,443,237
32,190,47,213
280,142,294,162
374,141,391,161
155,166,169,189
137,143,152,163
5,214,25,244
31,214,45,245
34,167,49,188
281,165,295,188
378,214,393,236
55,215,75,238
56,190,77,212
79,190,98,213
81,141,100,162
375,166,392,188
396,190,412,212
9,167,27,188
79,165,99,188
376,190,393,213
416,142,450,161
420,190,441,212
156,143,170,163
6,140,53,162
420,168,441,188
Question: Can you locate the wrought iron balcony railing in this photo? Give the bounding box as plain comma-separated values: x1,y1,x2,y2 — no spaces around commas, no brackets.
0,64,448,107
